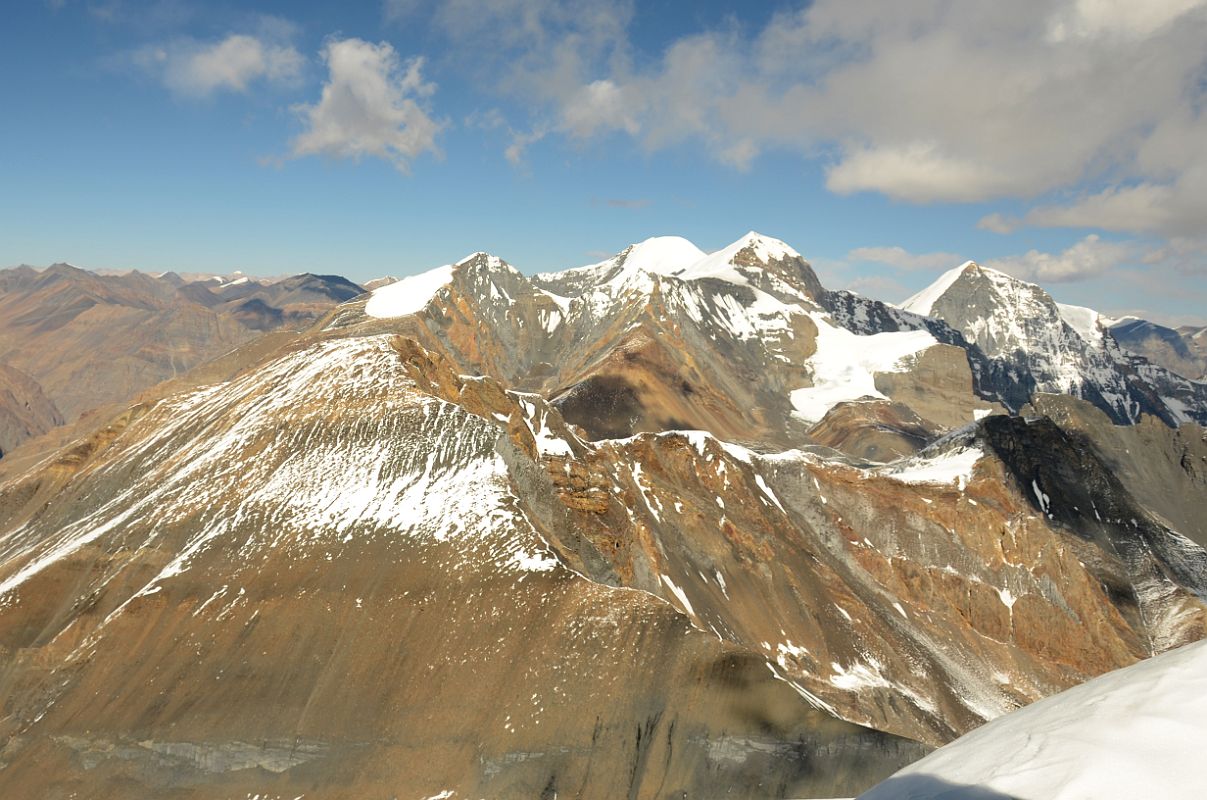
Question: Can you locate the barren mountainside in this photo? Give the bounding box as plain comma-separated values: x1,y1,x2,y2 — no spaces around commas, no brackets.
0,235,1205,798
0,364,62,458
1109,317,1207,382
0,264,362,456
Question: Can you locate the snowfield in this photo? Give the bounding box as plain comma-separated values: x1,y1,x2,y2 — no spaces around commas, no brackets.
859,639,1207,799
790,315,937,424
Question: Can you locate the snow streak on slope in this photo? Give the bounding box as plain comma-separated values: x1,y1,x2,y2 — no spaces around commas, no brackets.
0,336,559,607
879,446,983,490
861,640,1207,800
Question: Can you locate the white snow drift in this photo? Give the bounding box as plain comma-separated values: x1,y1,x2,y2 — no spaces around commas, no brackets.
860,639,1207,800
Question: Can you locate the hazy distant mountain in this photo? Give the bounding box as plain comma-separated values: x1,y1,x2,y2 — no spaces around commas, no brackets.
0,264,362,455
0,363,61,457
1,234,1204,798
1109,317,1207,382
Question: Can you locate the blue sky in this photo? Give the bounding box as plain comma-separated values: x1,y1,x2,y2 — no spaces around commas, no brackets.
3,0,1206,324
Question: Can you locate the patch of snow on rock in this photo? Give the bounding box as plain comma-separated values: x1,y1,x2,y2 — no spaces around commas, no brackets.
881,447,982,490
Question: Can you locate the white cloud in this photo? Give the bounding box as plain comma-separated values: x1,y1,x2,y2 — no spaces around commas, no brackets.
977,213,1020,235
1021,167,1207,238
984,234,1137,283
387,0,1207,246
290,38,444,172
1047,0,1206,41
560,79,639,138
825,143,1021,203
405,0,1206,229
844,274,911,302
848,245,965,272
1142,236,1207,277
504,128,548,165
135,33,303,96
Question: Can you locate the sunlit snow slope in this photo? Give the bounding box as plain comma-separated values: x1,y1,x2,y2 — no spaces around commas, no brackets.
860,639,1207,800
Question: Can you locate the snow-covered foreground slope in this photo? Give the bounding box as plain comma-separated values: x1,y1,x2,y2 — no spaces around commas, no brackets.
860,639,1207,800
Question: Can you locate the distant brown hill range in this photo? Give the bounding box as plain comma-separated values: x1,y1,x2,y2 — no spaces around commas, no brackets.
0,263,362,456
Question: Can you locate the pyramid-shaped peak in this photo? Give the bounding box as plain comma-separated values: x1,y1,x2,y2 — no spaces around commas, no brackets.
900,260,1044,317
456,251,506,268
452,251,524,279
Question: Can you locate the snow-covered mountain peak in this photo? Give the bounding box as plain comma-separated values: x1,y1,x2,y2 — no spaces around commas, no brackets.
902,260,1047,317
617,236,706,276
682,231,799,279
677,231,823,302
531,232,821,302
898,263,972,316
454,251,516,273
902,260,1061,347
895,255,1207,425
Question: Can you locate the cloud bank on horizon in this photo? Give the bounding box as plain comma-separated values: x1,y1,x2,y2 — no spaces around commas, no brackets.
9,0,1207,324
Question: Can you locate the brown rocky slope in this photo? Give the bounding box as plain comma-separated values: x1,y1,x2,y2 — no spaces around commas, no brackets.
1,235,1205,798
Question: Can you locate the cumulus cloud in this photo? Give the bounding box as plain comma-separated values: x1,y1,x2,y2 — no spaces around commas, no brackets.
825,144,1021,203
848,246,965,272
289,38,444,172
984,234,1138,283
977,213,1020,235
1047,0,1206,41
394,0,1207,241
132,33,303,96
1020,167,1207,238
